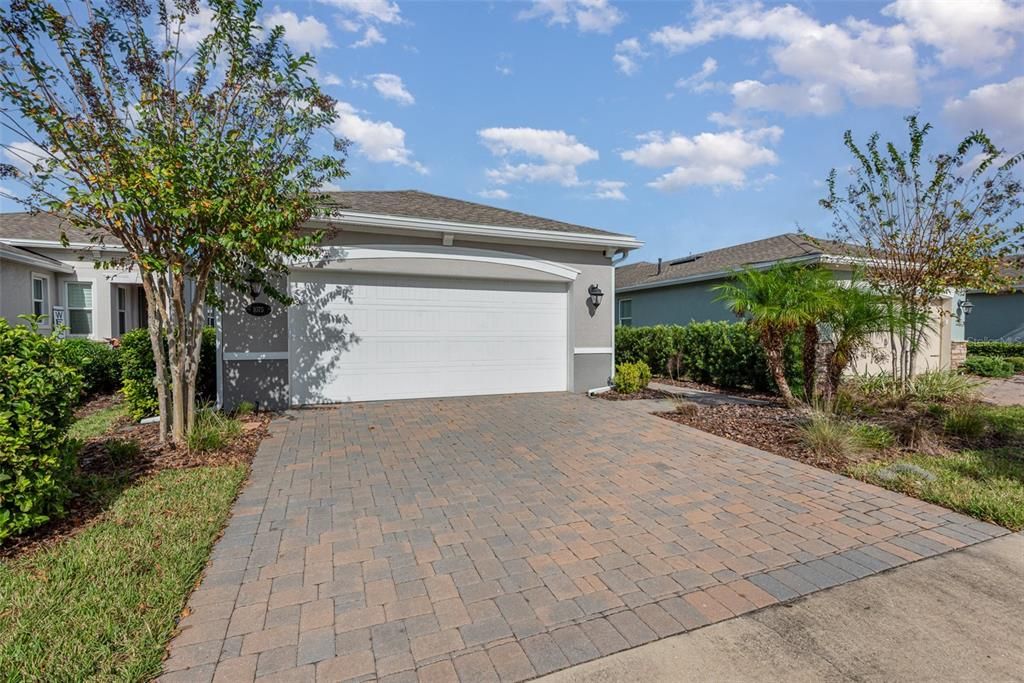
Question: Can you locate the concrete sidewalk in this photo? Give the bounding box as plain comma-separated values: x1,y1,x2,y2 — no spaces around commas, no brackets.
540,532,1024,682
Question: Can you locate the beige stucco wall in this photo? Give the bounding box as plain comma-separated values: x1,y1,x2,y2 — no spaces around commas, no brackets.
846,299,953,376
219,227,620,409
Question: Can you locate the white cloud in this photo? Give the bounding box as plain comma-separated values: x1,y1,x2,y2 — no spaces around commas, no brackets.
622,127,783,190
675,57,719,92
352,25,386,48
319,0,401,24
649,2,919,114
496,65,513,76
322,73,342,86
731,80,843,115
478,127,599,190
331,101,426,173
944,76,1024,148
370,73,414,105
883,0,1024,70
169,2,216,50
263,8,333,53
519,0,624,34
320,0,401,48
2,141,50,175
479,128,598,167
478,189,510,200
591,180,627,200
613,37,646,76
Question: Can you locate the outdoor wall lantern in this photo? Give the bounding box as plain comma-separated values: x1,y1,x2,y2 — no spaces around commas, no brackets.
588,284,604,308
245,271,263,300
957,298,974,321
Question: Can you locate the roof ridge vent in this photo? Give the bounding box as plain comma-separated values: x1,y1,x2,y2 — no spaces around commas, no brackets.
669,254,702,266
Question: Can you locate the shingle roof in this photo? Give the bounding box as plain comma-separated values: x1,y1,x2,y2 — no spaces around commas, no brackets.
616,233,857,290
321,190,629,237
0,191,630,244
0,212,94,244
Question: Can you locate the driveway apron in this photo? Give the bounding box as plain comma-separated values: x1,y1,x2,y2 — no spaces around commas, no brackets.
161,393,1006,682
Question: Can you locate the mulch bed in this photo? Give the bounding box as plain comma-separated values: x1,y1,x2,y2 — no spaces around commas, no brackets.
656,402,850,470
1,406,270,561
596,387,673,401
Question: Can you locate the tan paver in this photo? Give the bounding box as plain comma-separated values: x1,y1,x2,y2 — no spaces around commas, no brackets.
162,393,1007,682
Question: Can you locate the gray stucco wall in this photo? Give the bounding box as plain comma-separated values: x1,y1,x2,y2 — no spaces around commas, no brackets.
615,280,735,327
218,229,618,409
0,258,54,328
965,291,1024,341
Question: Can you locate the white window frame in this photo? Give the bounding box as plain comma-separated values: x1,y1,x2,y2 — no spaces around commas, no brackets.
31,273,50,327
618,298,633,327
65,281,95,337
116,285,128,336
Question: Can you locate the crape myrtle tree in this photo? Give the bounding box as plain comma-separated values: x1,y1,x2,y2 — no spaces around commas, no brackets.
0,0,348,444
821,116,1023,386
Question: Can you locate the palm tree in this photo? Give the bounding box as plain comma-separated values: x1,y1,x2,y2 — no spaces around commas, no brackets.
713,264,808,407
788,267,838,401
820,276,889,398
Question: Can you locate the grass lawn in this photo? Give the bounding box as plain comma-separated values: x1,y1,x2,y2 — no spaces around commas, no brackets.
0,465,247,680
852,449,1024,531
68,401,130,441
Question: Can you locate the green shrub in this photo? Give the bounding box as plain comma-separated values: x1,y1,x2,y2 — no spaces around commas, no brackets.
848,371,979,404
59,338,120,399
119,327,217,420
0,320,83,541
798,413,857,460
613,361,651,394
851,422,895,450
961,356,1014,378
234,400,257,416
186,407,242,453
943,405,987,439
1004,356,1024,373
615,322,801,393
909,371,981,403
966,341,1024,358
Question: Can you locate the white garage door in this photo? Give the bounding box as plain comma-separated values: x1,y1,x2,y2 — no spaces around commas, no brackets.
288,272,568,404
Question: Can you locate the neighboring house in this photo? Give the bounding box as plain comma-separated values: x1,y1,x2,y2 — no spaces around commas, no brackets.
2,191,641,408
219,191,640,409
0,214,147,340
965,257,1023,342
615,232,964,374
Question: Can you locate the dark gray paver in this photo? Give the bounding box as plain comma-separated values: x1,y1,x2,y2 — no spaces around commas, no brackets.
161,393,1007,682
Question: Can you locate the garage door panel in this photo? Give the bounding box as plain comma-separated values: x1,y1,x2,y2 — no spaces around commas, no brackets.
289,273,568,404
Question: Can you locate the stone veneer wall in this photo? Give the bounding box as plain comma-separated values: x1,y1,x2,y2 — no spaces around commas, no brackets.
950,340,967,369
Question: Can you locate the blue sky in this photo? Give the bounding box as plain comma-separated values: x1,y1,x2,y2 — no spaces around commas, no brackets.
3,0,1023,263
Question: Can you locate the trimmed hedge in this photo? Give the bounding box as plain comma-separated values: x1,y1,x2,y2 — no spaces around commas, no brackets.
59,338,120,400
615,322,802,393
119,327,217,420
961,355,1015,378
966,341,1024,358
0,320,82,541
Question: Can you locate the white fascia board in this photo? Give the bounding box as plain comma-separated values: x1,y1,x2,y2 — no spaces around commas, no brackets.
309,211,643,251
616,254,827,293
0,237,127,252
0,243,75,273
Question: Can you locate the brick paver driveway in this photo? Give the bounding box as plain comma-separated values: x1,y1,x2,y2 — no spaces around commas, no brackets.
162,393,1006,683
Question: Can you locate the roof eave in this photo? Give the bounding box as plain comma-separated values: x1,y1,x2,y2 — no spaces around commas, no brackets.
0,242,75,272
309,210,642,251
616,253,842,292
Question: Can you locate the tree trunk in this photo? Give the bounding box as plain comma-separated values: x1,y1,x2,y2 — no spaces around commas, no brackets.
802,322,818,402
140,275,170,443
763,329,797,407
